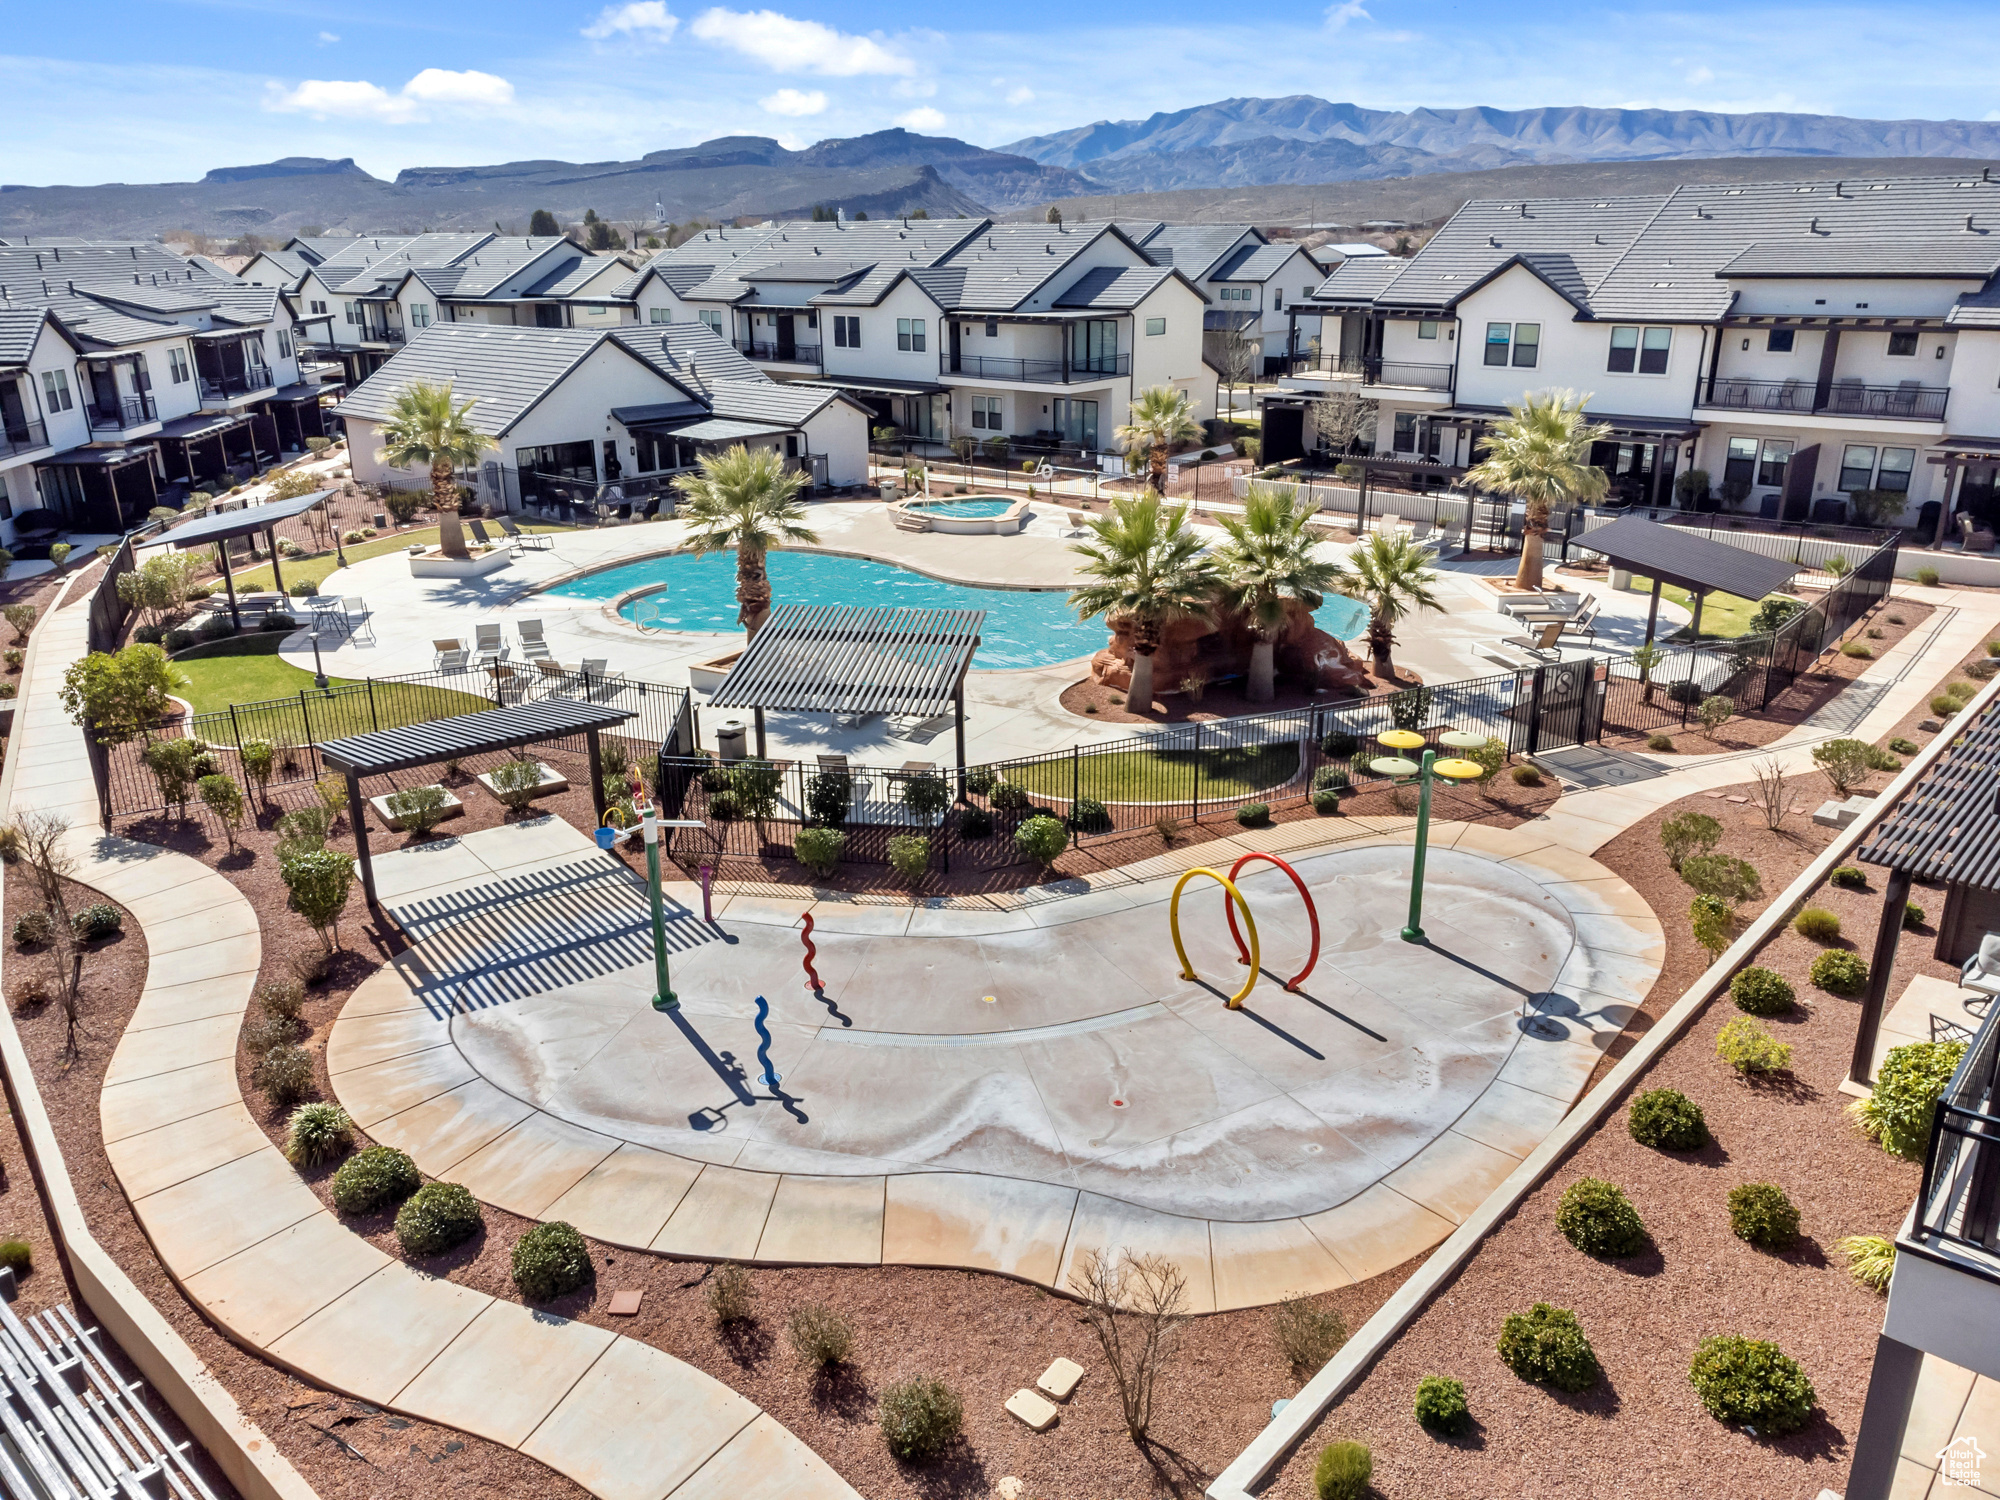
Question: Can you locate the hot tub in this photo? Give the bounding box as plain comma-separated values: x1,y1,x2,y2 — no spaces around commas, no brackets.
889,495,1031,535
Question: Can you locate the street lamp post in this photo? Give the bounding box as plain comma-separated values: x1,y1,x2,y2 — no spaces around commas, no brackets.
308,630,328,689
642,803,677,1012
1369,728,1489,944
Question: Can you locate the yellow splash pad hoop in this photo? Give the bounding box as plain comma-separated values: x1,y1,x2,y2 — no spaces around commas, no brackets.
1169,866,1260,1008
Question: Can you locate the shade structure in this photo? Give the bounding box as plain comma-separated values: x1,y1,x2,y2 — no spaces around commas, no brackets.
1859,707,2000,889
139,489,337,551
1575,516,1799,604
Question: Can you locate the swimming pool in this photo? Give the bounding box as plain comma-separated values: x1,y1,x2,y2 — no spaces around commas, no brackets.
545,549,1105,669
906,498,1015,519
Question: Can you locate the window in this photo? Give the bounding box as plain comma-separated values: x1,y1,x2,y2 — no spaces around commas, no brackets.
409,304,431,329
1272,289,1283,310
1484,322,1511,366
1073,320,1119,370
985,319,998,337
1838,444,1877,492
1877,446,1915,493
167,348,190,384
41,369,72,412
1145,317,1165,337
1757,438,1794,489
649,307,672,324
1639,327,1671,374
1766,328,1795,353
309,299,327,315
1511,322,1540,368
833,315,860,348
698,309,723,335
1417,320,1438,340
1052,397,1097,448
1393,411,1418,453
1888,330,1920,357
276,329,293,359
1724,435,1758,489
1607,326,1638,372
896,317,925,352
970,395,1002,431
343,302,358,325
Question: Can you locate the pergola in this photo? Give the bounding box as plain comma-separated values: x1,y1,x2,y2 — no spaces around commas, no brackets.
317,698,637,904
706,605,985,786
141,489,341,630
1573,516,1800,646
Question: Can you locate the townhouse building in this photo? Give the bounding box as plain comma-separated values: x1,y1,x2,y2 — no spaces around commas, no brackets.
0,242,313,544
1126,223,1326,372
1268,171,2000,538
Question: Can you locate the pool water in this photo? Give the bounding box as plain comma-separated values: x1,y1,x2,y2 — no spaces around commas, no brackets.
907,497,1015,519
545,549,1105,669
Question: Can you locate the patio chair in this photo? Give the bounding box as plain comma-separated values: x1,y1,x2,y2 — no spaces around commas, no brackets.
1065,509,1090,535
1557,598,1602,640
1477,643,1543,672
577,658,627,699
533,658,581,693
341,596,369,638
1959,512,1997,553
467,517,497,549
1960,934,2000,1010
816,754,851,775
1500,593,1579,619
1499,620,1565,660
1887,379,1923,418
473,622,506,667
1830,377,1866,414
497,515,552,550
486,663,529,705
517,618,554,661
1766,377,1804,411
434,638,468,672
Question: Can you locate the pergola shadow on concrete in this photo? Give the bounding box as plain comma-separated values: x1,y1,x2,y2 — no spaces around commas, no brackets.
317,698,636,904
140,488,341,629
1576,515,1800,645
706,604,985,788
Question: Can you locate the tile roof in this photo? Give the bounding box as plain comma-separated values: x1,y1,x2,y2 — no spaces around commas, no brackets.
1051,264,1177,308
706,380,841,427
0,308,55,367
80,283,222,315
1948,282,2000,328
1305,255,1407,304
249,248,313,285
908,222,1149,313
1140,224,1257,281
1210,242,1300,283
1714,238,2000,279
613,324,766,389
334,324,628,434
1367,194,1666,312
322,233,494,295
526,256,616,297
625,220,987,309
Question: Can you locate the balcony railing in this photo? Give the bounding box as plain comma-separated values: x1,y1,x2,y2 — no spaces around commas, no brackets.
1698,376,1950,422
85,394,156,431
1910,1001,2000,1285
198,369,276,406
735,339,821,365
1286,354,1455,392
944,353,1130,383
0,418,49,458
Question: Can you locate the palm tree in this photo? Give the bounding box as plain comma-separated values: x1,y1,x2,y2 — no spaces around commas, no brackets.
1115,385,1203,493
1463,389,1611,591
375,381,494,560
1215,483,1344,702
1071,492,1218,713
671,444,817,638
1334,532,1444,683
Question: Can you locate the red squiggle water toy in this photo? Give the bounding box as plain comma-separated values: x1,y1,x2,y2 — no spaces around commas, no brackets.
1224,852,1321,992
801,912,823,991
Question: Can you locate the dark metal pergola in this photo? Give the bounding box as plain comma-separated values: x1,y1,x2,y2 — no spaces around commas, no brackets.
707,605,985,786
142,489,342,630
1574,516,1801,646
318,698,637,903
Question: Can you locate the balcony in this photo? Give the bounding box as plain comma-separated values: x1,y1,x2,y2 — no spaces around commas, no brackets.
944,353,1130,384
85,394,157,432
1907,1001,2000,1286
735,339,821,366
1285,354,1454,392
1698,375,1949,423
198,369,276,408
0,418,49,460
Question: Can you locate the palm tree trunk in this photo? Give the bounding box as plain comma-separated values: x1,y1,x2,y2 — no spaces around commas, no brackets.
1369,622,1395,682
434,461,469,559
1246,638,1277,703
1150,441,1169,494
737,545,773,637
1514,504,1549,590
1128,648,1157,713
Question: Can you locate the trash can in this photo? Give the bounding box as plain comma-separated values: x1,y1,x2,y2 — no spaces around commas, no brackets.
717,720,748,761
374,513,387,529
1609,567,1632,591
880,479,899,502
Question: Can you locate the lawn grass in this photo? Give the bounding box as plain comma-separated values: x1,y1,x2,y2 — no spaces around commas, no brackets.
1626,575,1773,640
228,522,568,593
1003,742,1300,803
170,632,492,727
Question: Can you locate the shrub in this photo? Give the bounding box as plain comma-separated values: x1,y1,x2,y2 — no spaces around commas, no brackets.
342,528,366,544
1889,737,1919,755
317,775,350,821
1810,949,1868,996
1851,1039,1968,1159
1311,789,1343,815
1270,1294,1347,1374
901,771,952,823
1313,1441,1373,1500
274,804,331,856
47,543,70,567
261,611,296,633
1829,865,1867,889
253,1044,313,1106
11,909,52,948
383,491,423,524
198,773,244,846
804,770,852,827
1413,1376,1469,1436
987,779,1030,810
1461,735,1507,784
1916,566,1940,587
1497,1303,1599,1391
3,603,37,642
1813,738,1875,795
1905,900,1926,931
1068,795,1111,833
1792,907,1841,943
1698,695,1736,734
1691,893,1734,956
1312,765,1350,794
1629,1088,1708,1151
1866,746,1902,771
1667,678,1705,707
879,1375,963,1464
1647,733,1675,752
1689,1335,1815,1435
1837,1233,1897,1293
1681,854,1761,903
1731,966,1796,1016
1556,1177,1647,1258
281,847,355,951
1930,694,1964,718
1948,679,1978,703
133,624,165,645
1014,815,1067,871
956,807,993,838
794,826,846,877
965,765,997,795
1511,764,1543,787
395,1181,483,1256
1388,685,1433,730
1236,801,1271,827
1320,730,1359,758
0,1240,31,1275
242,1012,297,1056
706,1262,755,1324
163,627,197,651
512,1221,593,1302
887,834,930,885
284,1102,353,1165
1717,1016,1792,1074
1841,641,1872,658
331,1146,420,1214
259,978,306,1019
707,790,740,820
488,758,545,812
1729,1182,1801,1248
240,738,275,801
787,1304,855,1369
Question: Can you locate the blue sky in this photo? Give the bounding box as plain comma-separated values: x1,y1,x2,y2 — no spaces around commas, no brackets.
3,0,1997,184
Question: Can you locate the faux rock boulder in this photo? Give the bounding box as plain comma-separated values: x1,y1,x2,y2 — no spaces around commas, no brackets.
1088,596,1371,696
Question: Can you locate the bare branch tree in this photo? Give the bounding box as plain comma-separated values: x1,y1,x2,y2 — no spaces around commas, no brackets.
15,810,84,1057
1219,336,1258,419
1308,390,1378,461
1751,756,1803,832
1066,1248,1187,1441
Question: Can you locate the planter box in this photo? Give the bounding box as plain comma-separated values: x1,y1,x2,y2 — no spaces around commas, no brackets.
408,546,511,579
474,761,568,804
688,652,743,695
368,785,464,832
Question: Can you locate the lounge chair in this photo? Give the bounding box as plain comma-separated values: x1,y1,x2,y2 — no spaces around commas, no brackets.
1960,933,2000,1006
1500,593,1580,619
517,618,554,661
533,658,580,692
497,515,553,550
434,638,468,672
467,517,496,549
486,663,529,704
1499,621,1565,660
1476,643,1543,672
473,622,506,667
1065,509,1090,535
1959,512,1996,553
577,658,627,699
1557,598,1602,641
341,596,369,637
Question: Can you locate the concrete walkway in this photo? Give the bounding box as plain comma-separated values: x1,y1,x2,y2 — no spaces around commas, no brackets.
7,593,859,1500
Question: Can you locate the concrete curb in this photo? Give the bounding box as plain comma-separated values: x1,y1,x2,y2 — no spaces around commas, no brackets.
1203,668,2000,1500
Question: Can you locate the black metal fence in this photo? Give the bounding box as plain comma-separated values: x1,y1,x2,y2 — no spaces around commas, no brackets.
1913,1001,2000,1273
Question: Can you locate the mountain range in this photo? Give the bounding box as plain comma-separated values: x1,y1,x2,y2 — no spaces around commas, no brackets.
9,95,2000,239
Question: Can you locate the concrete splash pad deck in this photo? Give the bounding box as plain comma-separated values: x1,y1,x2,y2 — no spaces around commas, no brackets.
331,818,1663,1310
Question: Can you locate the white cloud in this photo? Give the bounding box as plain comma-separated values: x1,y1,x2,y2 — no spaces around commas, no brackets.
315,31,339,44
1006,85,1034,105
1685,65,1714,84
1324,0,1370,29
265,68,514,123
583,1,679,43
759,87,825,115
689,8,914,76
896,106,944,130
